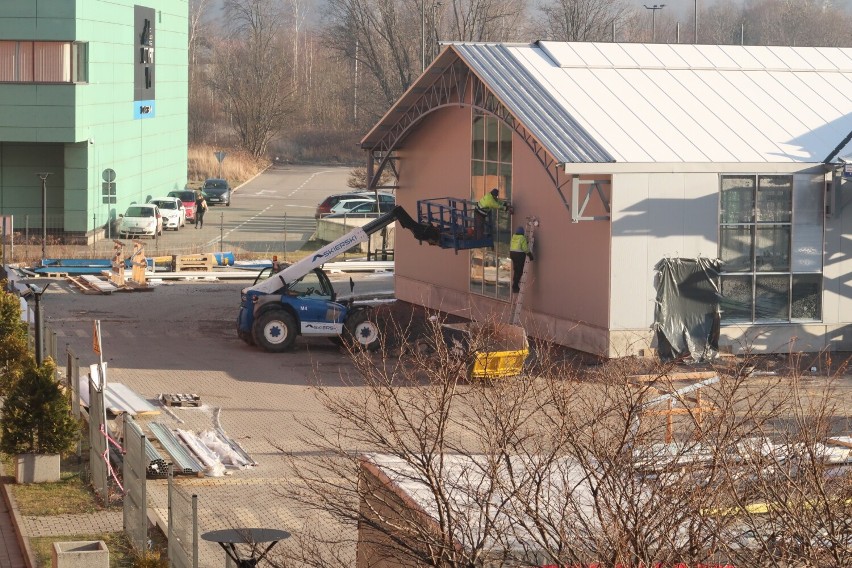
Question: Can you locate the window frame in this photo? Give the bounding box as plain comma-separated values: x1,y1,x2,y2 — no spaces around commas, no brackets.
469,109,512,301
718,173,824,324
0,40,88,84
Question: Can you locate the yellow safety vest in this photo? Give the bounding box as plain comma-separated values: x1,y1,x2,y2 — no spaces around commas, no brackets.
510,234,529,253
476,193,501,211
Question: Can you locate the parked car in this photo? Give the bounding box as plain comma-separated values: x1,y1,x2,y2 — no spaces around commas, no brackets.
315,191,394,219
167,190,201,224
324,201,396,218
201,178,231,206
329,198,378,215
118,204,163,238
148,197,186,230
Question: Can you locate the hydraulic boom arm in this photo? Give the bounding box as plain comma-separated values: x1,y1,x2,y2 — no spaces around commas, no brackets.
248,206,437,295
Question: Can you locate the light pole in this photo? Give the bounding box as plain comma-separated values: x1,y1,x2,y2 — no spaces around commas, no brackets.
36,172,52,262
28,283,50,365
694,0,698,43
643,4,666,43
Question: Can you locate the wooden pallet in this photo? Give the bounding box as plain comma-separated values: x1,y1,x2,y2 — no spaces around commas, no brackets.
68,275,121,295
162,393,201,407
175,254,214,271
67,275,103,294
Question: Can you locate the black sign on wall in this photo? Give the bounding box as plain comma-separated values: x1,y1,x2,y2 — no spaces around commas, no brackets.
133,5,155,105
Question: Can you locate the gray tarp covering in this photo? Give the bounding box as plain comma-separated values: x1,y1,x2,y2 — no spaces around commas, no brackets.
653,257,722,362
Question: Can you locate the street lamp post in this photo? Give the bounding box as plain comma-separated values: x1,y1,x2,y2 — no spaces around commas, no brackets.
694,0,698,44
28,283,51,365
36,172,52,262
643,4,666,43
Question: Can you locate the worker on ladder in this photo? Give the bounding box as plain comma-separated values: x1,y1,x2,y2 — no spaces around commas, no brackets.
474,188,512,239
510,226,534,293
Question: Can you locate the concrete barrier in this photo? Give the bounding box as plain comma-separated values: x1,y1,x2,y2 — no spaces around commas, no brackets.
52,541,109,568
317,217,396,252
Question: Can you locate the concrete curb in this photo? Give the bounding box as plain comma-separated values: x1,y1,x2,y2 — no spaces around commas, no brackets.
0,472,36,568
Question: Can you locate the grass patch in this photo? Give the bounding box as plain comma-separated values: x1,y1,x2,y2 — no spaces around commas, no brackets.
30,532,145,568
3,452,102,516
187,144,267,187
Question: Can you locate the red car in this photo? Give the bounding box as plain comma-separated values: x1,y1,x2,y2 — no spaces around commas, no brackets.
168,190,199,223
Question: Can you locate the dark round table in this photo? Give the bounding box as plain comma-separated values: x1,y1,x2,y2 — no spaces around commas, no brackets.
201,528,291,567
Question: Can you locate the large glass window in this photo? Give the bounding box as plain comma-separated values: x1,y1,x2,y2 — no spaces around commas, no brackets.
470,110,512,300
719,174,823,323
0,41,87,83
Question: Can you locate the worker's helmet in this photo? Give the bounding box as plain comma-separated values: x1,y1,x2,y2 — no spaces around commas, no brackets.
490,188,499,197
515,226,525,235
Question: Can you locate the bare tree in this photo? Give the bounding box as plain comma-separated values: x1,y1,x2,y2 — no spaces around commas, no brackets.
697,0,744,45
189,0,211,67
536,0,631,42
278,315,534,567
743,0,852,47
717,371,852,568
271,302,852,568
210,0,295,158
444,0,529,43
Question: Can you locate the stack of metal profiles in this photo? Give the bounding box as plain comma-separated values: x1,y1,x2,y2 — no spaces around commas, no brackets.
145,439,169,478
149,422,203,475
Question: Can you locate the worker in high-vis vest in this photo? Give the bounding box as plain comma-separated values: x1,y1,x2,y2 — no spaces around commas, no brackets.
510,226,534,293
474,188,511,239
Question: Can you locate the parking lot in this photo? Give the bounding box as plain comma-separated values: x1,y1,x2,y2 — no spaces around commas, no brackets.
33,164,384,566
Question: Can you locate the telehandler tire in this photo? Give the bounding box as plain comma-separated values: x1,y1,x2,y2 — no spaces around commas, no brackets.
343,309,381,351
253,309,298,352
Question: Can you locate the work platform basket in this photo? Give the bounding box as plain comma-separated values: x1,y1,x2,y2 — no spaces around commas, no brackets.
416,197,494,251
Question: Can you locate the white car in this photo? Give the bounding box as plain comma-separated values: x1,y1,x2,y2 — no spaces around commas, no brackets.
329,198,376,214
118,204,163,239
148,197,186,230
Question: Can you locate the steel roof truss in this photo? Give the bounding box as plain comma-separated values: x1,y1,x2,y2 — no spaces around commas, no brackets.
366,54,607,223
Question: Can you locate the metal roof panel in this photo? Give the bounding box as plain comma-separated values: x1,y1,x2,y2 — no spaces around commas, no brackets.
456,43,614,163
362,42,852,164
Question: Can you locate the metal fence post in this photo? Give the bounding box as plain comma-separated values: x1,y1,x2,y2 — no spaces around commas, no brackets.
66,346,81,456
168,467,173,568
192,494,198,568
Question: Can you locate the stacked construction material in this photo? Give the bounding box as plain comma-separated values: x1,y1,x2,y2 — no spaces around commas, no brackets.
145,439,169,478
149,422,203,476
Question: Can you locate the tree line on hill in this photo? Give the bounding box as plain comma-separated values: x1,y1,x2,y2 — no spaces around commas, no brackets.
189,0,852,162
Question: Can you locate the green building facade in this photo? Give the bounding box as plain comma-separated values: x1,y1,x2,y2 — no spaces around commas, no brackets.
0,0,188,240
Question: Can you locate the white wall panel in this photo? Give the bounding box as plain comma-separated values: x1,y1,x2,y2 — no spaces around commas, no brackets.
611,172,719,330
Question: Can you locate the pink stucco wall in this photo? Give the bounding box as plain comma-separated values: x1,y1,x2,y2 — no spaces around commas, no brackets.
393,104,613,353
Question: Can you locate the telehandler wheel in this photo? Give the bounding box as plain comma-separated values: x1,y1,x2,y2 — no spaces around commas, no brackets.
344,310,381,351
253,309,297,352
